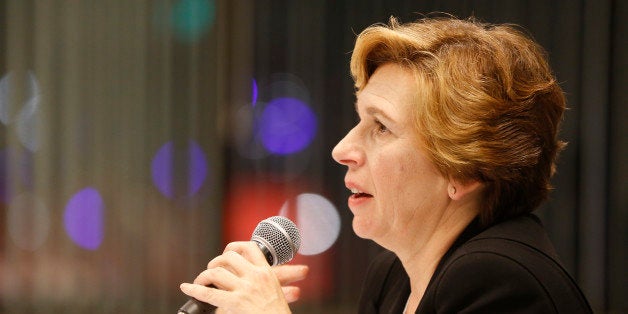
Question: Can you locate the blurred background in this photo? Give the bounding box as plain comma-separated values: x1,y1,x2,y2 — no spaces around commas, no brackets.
0,0,625,313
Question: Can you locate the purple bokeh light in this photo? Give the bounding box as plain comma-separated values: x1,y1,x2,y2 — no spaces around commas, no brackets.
63,187,105,250
251,78,258,106
152,142,173,198
257,97,317,155
151,140,208,199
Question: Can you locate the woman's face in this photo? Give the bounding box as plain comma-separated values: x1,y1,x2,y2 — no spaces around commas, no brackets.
332,63,451,247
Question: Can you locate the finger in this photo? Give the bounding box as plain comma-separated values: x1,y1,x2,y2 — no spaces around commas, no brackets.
180,283,230,308
207,250,257,277
223,241,269,266
281,286,301,303
192,267,239,291
273,265,309,285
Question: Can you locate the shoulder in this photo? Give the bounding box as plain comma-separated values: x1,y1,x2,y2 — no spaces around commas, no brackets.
433,249,556,312
423,215,592,313
358,250,409,314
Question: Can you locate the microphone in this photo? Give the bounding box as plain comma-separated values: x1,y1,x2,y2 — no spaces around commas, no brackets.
177,216,301,314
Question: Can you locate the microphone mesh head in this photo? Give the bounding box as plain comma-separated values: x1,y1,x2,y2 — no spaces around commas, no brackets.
252,216,301,265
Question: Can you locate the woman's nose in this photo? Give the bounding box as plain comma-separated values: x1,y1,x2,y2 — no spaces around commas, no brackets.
331,128,363,168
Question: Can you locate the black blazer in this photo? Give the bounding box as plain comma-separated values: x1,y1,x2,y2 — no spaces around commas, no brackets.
357,214,592,313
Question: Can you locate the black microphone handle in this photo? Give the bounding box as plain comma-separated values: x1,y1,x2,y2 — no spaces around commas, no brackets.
177,241,272,314
178,297,216,314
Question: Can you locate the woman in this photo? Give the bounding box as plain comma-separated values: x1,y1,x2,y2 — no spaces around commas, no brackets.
180,16,592,313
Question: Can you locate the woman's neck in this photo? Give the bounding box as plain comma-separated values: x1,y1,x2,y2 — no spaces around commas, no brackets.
396,208,477,313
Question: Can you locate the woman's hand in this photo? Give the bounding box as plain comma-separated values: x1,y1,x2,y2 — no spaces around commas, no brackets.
273,264,309,303
179,241,309,313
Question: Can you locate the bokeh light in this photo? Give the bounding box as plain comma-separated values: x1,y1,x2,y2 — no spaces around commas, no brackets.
63,187,105,250
7,192,50,251
251,78,258,105
0,147,34,204
279,193,340,255
16,93,40,152
257,97,317,155
170,0,215,43
151,140,209,199
0,71,41,152
0,71,40,126
234,74,318,160
187,140,209,197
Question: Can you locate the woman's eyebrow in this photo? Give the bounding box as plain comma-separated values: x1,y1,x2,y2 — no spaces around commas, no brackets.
364,105,394,123
355,92,396,121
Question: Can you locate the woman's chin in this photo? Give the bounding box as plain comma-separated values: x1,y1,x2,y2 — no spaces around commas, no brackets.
352,217,378,240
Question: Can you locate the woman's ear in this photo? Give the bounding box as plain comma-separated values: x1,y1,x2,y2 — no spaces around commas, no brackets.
447,178,484,201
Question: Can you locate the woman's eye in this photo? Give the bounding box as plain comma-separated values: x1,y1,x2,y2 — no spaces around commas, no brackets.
375,120,388,134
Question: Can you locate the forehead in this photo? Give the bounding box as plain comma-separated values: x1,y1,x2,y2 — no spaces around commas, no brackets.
355,63,417,115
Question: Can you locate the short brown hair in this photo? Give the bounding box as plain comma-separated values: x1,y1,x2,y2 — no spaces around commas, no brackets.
350,16,566,226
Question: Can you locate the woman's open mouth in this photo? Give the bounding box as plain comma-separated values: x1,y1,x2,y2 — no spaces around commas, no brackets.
350,188,373,198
